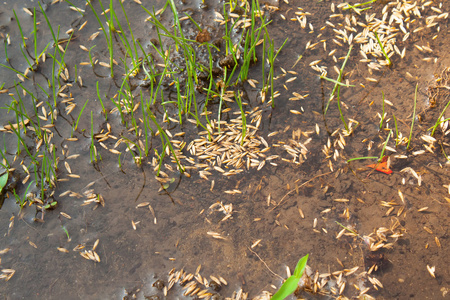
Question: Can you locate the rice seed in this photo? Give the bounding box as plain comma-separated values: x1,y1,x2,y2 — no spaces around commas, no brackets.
435,237,441,247
60,212,71,219
57,247,69,253
251,239,262,248
93,239,100,251
79,20,88,31
427,265,436,278
23,8,33,16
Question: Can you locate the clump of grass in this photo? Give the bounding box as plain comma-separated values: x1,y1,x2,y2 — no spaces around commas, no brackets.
235,91,247,145
321,45,353,131
13,181,34,210
264,36,288,108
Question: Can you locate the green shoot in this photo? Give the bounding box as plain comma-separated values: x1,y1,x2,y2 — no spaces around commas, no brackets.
13,10,27,49
39,2,63,59
347,131,391,163
74,99,89,132
336,85,348,132
319,76,355,87
146,107,184,174
343,0,377,12
235,91,247,145
379,130,391,162
380,91,385,130
407,83,418,149
393,114,399,146
336,221,360,237
96,82,107,120
61,226,70,241
374,31,391,66
89,111,101,163
324,45,353,115
346,156,379,163
0,172,8,193
430,98,450,136
271,254,309,300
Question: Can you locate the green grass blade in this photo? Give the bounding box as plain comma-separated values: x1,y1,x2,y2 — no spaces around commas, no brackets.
374,31,391,66
0,172,8,193
74,99,89,131
39,2,62,59
320,76,355,87
380,91,385,130
324,45,353,115
271,254,309,300
347,156,378,163
430,97,450,136
379,130,391,162
407,83,418,149
271,276,300,300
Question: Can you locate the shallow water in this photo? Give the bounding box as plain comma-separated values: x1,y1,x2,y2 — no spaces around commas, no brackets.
0,0,450,299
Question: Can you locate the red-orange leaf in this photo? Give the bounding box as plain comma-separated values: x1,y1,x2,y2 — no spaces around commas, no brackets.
367,160,392,174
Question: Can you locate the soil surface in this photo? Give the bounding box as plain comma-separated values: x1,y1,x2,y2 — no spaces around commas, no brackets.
0,0,449,299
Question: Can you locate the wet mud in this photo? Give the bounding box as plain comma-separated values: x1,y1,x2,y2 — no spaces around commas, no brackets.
0,0,450,299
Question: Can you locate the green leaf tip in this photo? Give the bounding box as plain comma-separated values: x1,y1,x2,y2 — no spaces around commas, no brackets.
0,172,8,193
293,254,308,278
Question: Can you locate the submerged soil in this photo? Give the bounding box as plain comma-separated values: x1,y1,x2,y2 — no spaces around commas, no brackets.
0,0,449,299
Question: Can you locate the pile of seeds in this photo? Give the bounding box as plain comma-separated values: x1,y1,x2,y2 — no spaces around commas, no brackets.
149,97,313,180
290,0,449,75
161,267,230,299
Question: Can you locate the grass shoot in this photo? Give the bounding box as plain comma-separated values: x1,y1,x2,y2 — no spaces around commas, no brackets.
374,31,391,66
407,83,418,149
271,254,309,300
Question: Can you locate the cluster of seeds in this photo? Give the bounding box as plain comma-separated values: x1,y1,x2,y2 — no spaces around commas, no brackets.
0,248,14,282
75,239,101,263
147,98,313,181
161,267,230,299
290,0,449,76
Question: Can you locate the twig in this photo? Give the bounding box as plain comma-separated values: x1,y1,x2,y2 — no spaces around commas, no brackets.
248,247,284,280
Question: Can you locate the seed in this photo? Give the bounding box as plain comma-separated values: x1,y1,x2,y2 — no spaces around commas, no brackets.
79,20,88,31
435,237,441,247
93,239,100,251
60,212,71,219
251,239,262,248
57,247,69,253
427,265,436,278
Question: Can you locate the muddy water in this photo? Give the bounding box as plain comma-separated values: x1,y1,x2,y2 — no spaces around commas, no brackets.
0,0,450,299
